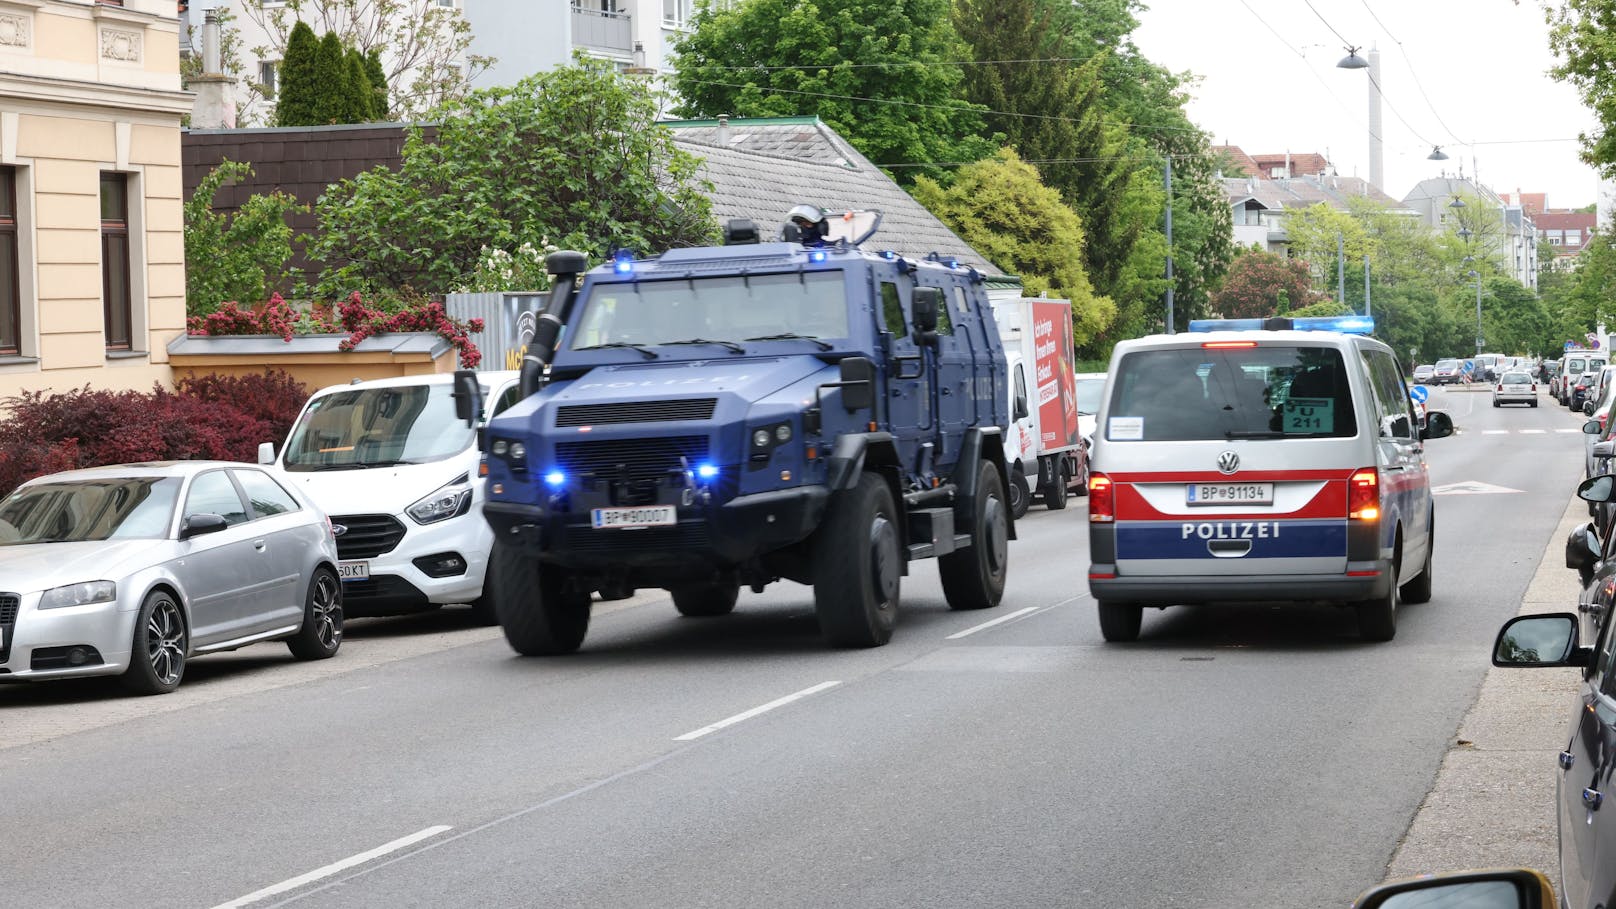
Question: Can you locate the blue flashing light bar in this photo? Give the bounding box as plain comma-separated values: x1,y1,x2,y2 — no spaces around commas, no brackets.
1187,315,1375,336
612,250,634,274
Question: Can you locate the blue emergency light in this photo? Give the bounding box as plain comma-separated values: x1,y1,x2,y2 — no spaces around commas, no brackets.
808,249,827,263
612,250,635,274
1187,315,1375,336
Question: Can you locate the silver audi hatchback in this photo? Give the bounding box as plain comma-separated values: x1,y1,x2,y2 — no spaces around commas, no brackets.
0,461,343,694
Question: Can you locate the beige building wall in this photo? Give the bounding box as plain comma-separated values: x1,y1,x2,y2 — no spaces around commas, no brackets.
0,0,191,401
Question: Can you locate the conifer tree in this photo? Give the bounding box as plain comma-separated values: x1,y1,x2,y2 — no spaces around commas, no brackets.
364,49,388,120
274,21,319,127
310,31,348,125
344,48,372,123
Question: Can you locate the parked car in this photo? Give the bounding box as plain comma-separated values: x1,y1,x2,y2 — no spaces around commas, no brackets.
1494,485,1616,909
1432,358,1464,385
1411,363,1435,384
1475,353,1504,383
1075,371,1105,458
1494,370,1538,407
1572,370,1602,412
0,461,343,694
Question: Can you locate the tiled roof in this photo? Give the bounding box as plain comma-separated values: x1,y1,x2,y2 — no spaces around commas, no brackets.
1212,144,1260,177
1221,174,1399,210
1250,152,1332,179
667,118,1004,274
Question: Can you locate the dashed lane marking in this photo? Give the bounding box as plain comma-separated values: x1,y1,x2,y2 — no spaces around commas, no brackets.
673,681,842,741
211,826,453,909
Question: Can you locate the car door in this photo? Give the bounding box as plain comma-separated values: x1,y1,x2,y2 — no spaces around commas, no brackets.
875,272,929,478
177,469,266,646
1559,599,1616,909
918,275,970,465
231,467,311,631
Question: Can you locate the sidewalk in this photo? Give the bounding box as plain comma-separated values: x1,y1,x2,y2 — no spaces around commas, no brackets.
1383,495,1585,880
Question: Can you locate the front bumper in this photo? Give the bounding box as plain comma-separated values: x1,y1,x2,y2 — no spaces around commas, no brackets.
484,485,829,573
334,511,492,612
1086,563,1391,606
0,594,134,682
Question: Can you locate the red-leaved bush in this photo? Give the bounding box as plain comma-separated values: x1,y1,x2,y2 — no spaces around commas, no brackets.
186,292,485,368
0,370,309,499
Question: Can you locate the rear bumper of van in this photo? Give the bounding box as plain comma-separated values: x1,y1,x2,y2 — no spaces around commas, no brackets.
1086,562,1390,605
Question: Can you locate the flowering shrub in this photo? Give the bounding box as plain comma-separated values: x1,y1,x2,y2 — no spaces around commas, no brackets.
455,241,556,294
186,292,485,368
0,370,310,499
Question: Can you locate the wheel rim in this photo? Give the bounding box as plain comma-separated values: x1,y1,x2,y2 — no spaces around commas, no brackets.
1007,478,1025,513
146,598,186,686
311,573,342,649
983,494,1008,575
869,514,900,607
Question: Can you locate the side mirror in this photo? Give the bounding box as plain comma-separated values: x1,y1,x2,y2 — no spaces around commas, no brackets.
910,287,941,344
1577,474,1616,504
257,441,276,465
1565,520,1601,579
451,368,483,427
180,513,230,540
1492,614,1582,668
1013,391,1029,421
1420,411,1453,440
1584,419,1603,435
1352,868,1555,909
1585,401,1596,416
837,356,875,411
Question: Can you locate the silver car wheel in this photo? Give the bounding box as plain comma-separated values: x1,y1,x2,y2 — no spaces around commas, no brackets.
147,597,186,686
311,572,341,650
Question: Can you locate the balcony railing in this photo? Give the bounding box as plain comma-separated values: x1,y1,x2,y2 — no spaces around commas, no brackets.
571,8,632,56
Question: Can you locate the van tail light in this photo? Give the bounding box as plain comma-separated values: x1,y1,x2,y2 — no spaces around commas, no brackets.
1348,468,1379,522
1496,384,1503,392
1088,473,1114,523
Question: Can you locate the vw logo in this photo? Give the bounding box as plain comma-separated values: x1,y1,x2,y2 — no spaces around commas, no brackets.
330,523,348,537
1216,451,1240,475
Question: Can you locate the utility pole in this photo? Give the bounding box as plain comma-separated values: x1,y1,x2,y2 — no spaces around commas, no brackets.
1363,255,1371,319
1164,155,1174,334
1337,232,1346,310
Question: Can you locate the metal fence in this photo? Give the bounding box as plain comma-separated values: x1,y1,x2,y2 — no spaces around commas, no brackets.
446,292,549,373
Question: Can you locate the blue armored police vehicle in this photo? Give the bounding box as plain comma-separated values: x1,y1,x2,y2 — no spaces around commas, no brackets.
458,211,1016,653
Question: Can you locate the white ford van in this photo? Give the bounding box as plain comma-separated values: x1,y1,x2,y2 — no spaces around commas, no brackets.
1085,317,1454,643
261,370,521,621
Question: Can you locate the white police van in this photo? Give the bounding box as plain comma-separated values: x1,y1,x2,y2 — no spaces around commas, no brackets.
1085,316,1454,642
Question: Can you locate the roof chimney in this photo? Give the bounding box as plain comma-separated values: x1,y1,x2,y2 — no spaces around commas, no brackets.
203,8,221,75
716,114,731,145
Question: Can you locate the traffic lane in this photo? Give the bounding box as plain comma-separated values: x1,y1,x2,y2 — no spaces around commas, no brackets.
0,509,1092,907
276,619,1471,908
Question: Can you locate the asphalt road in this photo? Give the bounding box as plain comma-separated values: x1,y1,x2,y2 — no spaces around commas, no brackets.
0,383,1591,908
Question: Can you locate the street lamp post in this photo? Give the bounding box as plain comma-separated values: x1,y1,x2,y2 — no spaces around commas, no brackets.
1457,222,1481,355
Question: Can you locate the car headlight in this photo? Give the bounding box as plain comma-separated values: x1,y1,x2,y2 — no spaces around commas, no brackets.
39,580,116,610
407,480,474,525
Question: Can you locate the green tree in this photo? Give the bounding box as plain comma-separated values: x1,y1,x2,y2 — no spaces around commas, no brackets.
910,148,1115,345
274,21,319,126
345,48,373,123
183,161,307,315
310,31,348,125
1547,0,1616,175
365,49,389,119
669,0,995,186
1209,248,1318,319
311,56,716,296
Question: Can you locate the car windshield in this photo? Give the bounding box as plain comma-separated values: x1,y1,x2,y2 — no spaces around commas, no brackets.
1076,377,1105,415
1500,372,1531,383
1107,346,1357,441
1436,359,1458,369
0,477,181,544
282,384,477,470
568,272,849,350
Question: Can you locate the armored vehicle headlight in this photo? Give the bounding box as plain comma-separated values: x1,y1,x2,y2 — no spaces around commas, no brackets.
774,424,792,443
752,429,771,449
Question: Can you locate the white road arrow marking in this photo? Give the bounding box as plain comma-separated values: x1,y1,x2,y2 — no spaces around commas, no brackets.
1431,481,1525,496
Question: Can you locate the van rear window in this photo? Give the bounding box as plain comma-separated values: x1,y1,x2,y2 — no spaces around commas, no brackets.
1107,346,1358,441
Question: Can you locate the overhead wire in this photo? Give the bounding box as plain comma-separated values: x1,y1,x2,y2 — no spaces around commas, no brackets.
1358,0,1469,146
1233,0,1383,144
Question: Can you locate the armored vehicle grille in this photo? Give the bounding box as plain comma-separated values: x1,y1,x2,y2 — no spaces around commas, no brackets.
330,514,406,559
555,436,709,480
555,399,717,427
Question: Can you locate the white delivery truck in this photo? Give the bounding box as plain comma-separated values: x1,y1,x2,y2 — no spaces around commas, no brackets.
260,370,522,623
993,297,1085,518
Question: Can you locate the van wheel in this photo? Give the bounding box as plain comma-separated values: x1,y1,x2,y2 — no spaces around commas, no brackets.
1007,468,1030,519
812,472,900,647
1043,461,1069,510
1097,601,1142,642
939,460,1009,611
1356,559,1399,642
491,540,591,655
671,582,739,617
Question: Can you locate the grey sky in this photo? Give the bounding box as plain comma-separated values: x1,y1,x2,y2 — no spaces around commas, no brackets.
1132,0,1599,208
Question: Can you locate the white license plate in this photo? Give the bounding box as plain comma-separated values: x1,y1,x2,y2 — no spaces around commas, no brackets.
591,506,677,529
1187,483,1274,506
338,561,370,581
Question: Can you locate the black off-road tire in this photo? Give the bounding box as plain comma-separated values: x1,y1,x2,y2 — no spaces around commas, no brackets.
1097,601,1142,643
466,593,500,626
671,582,740,617
812,472,901,647
490,539,591,655
287,568,343,660
120,590,188,695
939,460,1009,611
1007,468,1030,520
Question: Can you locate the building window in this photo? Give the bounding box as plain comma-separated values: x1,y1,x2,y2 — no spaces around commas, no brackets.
259,60,278,96
433,0,454,7
0,168,17,356
664,0,691,26
100,173,132,352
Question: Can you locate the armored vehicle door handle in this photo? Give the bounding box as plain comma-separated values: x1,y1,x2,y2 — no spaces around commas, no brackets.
1559,750,1575,771
1582,787,1602,811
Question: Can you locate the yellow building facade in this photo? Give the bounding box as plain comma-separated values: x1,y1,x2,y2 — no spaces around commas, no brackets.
0,0,189,399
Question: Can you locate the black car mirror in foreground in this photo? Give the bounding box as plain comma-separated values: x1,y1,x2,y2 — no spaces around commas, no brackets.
1352,868,1556,909
1420,411,1454,440
1492,613,1589,668
1565,520,1601,583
